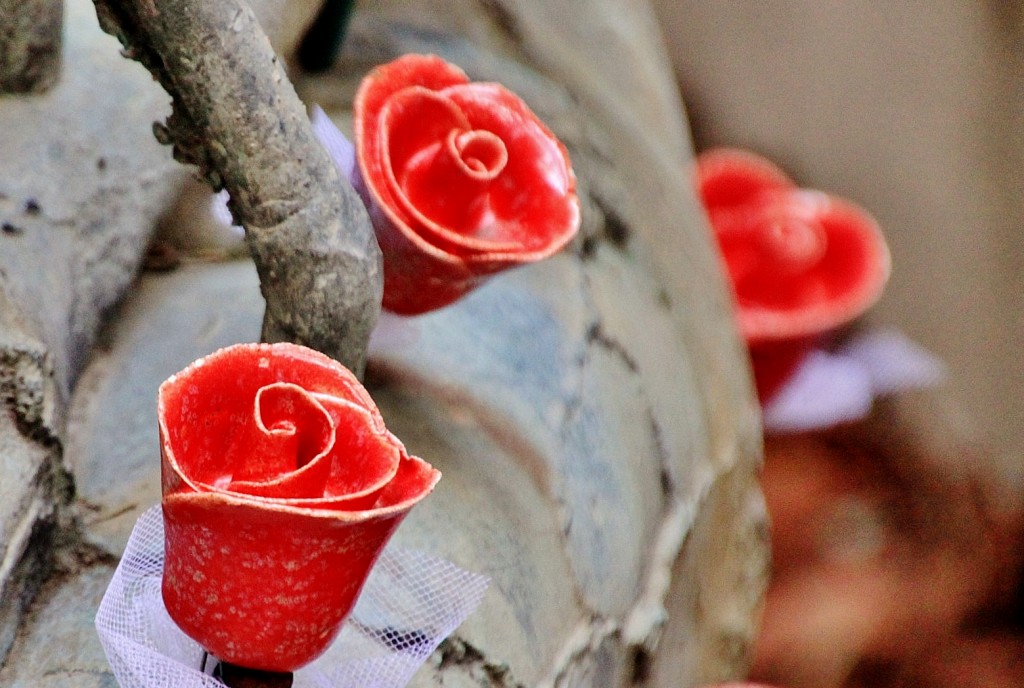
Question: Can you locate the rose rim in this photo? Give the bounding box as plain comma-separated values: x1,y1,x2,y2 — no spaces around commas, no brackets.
695,146,795,210
162,453,440,521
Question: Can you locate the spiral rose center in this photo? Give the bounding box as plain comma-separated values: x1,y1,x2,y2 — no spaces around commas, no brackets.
394,125,512,236
225,382,335,492
757,216,827,275
447,128,507,180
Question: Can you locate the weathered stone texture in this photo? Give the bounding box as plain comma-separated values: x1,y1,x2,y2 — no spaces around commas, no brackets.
0,0,177,401
0,0,178,663
0,565,117,688
0,0,327,667
0,0,63,93
0,1,767,686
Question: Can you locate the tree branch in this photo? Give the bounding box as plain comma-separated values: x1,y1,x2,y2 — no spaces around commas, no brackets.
0,0,63,93
91,0,382,374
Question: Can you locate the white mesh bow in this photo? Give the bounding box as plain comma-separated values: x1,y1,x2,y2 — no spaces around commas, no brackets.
96,507,488,688
762,328,947,433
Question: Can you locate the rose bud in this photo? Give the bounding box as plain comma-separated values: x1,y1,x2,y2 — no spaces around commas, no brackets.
354,53,580,315
695,148,890,402
158,342,440,672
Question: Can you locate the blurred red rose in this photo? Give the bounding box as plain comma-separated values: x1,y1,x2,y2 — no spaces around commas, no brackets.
695,148,890,401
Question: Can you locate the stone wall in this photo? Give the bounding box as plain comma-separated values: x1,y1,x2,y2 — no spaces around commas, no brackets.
0,2,768,684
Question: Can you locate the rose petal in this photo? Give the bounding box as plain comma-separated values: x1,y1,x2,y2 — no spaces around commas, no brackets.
161,492,409,672
227,445,437,513
160,343,390,498
434,82,578,256
375,81,578,260
377,86,523,252
732,190,890,343
355,55,469,236
695,146,794,211
159,344,409,508
314,394,402,498
694,149,891,403
394,126,518,251
367,452,443,510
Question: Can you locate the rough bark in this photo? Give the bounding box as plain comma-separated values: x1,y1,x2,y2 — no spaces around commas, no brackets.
0,0,63,93
91,0,382,374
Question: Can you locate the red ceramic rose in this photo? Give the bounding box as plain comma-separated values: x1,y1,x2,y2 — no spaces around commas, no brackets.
695,148,890,402
158,342,440,672
354,53,580,315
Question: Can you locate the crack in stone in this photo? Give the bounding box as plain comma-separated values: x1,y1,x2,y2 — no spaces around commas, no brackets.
546,264,687,681
42,667,115,678
585,321,640,375
552,262,709,675
547,266,616,623
648,407,675,499
52,523,120,573
537,616,619,688
0,344,60,449
435,634,525,688
589,193,631,249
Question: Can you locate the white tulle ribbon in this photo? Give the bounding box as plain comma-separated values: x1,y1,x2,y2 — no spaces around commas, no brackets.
762,328,947,433
96,507,488,688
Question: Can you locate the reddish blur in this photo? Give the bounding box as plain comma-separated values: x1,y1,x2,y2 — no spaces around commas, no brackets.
748,399,1024,688
694,148,890,403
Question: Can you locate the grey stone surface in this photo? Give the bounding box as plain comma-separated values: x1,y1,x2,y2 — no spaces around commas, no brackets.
0,0,332,669
0,0,63,93
0,0,180,663
0,408,53,661
70,261,264,557
0,564,118,688
0,261,263,686
0,1,768,686
0,0,179,400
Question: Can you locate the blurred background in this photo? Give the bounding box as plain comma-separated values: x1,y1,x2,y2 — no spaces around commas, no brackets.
653,1,1023,491
651,3,1024,686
